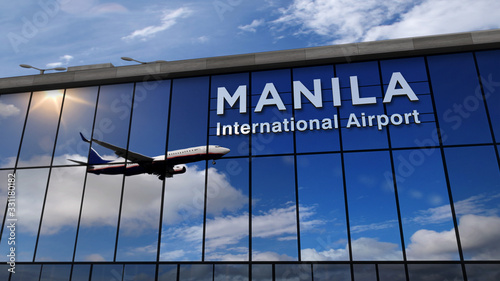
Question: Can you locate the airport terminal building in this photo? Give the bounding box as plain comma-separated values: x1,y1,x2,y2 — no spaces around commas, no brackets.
0,29,499,280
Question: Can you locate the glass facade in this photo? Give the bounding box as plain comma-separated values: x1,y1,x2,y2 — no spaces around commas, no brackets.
0,49,499,280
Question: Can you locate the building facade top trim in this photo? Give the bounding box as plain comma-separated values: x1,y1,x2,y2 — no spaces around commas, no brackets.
1,29,500,94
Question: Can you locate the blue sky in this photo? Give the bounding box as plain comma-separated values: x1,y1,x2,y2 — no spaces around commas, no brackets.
2,0,500,78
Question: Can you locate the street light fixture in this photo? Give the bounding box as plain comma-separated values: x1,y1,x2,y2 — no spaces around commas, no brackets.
121,57,167,64
19,64,67,74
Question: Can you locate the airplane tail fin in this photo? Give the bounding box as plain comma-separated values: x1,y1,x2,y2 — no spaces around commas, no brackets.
88,147,112,165
68,133,112,166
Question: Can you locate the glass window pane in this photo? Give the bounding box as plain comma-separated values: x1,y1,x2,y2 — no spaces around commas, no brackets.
116,80,170,261
158,264,178,280
313,264,350,281
205,158,249,261
40,264,71,281
0,264,11,281
465,264,500,281
74,173,123,261
18,90,64,167
475,50,500,141
344,151,403,261
408,264,463,281
0,171,14,231
378,264,405,281
275,264,311,281
71,264,91,281
0,168,49,262
444,146,500,260
90,264,123,281
353,264,376,281
52,87,98,166
0,92,30,168
115,174,162,261
179,264,212,281
214,264,249,281
161,76,209,261
252,264,272,281
10,264,41,281
123,264,156,280
393,149,459,260
428,53,492,145
252,156,298,261
297,154,349,261
36,167,86,261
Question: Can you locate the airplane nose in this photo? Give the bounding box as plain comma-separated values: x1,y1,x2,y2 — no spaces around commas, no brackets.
223,147,231,155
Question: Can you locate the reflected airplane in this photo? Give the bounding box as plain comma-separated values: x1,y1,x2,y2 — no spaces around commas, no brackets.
69,133,230,180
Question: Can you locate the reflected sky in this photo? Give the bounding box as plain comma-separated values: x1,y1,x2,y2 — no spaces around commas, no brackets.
0,92,30,168
17,91,63,167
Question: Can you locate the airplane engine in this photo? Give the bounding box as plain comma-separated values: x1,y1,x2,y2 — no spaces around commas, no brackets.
169,165,187,175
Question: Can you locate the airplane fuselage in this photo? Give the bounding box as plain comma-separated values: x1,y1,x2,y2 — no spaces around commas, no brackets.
87,145,230,178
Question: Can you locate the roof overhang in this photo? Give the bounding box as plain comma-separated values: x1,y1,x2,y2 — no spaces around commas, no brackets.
1,29,500,94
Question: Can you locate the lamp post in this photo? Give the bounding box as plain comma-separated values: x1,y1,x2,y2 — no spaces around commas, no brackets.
121,57,167,64
19,64,66,74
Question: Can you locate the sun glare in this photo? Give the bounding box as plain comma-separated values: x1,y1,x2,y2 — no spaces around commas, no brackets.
30,90,65,113
45,91,64,101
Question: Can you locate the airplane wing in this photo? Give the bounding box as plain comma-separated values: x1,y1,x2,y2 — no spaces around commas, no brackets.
80,133,154,163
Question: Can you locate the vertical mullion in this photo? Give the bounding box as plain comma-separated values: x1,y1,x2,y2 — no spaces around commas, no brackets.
290,68,302,261
202,76,212,262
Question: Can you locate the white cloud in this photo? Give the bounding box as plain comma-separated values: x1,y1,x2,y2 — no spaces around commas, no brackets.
46,54,74,68
0,102,20,118
301,247,348,261
407,214,500,260
350,220,398,234
364,0,500,41
302,237,402,261
122,7,192,41
252,251,296,261
238,19,265,33
274,0,500,44
84,253,106,261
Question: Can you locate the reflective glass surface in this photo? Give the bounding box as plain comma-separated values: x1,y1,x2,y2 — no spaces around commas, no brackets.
344,151,403,261
428,53,492,145
0,92,30,168
18,90,64,167
444,146,500,260
1,50,500,281
252,156,298,261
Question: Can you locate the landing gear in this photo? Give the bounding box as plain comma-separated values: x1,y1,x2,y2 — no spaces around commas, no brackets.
212,160,216,165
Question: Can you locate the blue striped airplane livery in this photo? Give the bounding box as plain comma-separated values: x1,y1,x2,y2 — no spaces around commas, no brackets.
69,133,230,180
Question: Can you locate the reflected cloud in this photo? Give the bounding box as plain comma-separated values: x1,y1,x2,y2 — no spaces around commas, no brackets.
350,220,398,234
0,101,20,118
412,193,500,225
408,214,500,260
